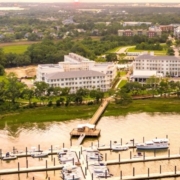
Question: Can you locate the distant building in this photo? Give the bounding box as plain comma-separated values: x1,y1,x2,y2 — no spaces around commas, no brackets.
134,52,180,77
36,53,117,93
159,25,174,32
174,26,180,39
122,21,152,27
118,27,162,38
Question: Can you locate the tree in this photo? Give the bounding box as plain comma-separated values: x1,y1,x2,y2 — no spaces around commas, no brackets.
167,47,175,56
0,64,5,75
22,88,34,105
146,76,160,97
106,53,117,62
90,89,104,103
34,81,49,105
5,73,26,104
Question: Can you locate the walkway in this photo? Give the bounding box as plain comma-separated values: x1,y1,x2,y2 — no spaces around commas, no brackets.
89,99,109,125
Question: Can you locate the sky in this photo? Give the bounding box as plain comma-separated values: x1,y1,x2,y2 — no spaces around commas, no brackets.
0,0,180,3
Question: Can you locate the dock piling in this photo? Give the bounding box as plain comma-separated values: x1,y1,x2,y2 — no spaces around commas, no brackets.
51,145,53,153
154,150,156,157
175,166,177,174
120,171,122,180
87,160,88,169
85,167,87,175
91,142,93,147
105,170,107,179
130,151,132,159
168,149,170,158
26,147,27,156
54,158,55,166
148,168,150,177
79,151,80,159
98,140,99,147
0,149,2,159
133,167,135,176
160,165,161,174
46,160,47,169
18,162,20,171
166,135,168,139
121,138,122,145
73,158,74,165
110,141,112,149
91,173,93,180
26,159,28,168
105,153,107,161
63,143,64,148
143,152,145,160
81,146,82,154
143,137,145,143
33,177,34,180
119,154,120,162
70,139,72,146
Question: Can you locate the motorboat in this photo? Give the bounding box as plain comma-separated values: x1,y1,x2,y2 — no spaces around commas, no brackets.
61,172,80,180
133,152,143,158
62,163,77,171
59,156,74,163
87,153,103,160
31,152,49,158
111,144,129,151
95,171,112,178
136,138,169,150
84,147,99,153
28,147,43,153
2,153,17,160
93,166,108,173
126,139,139,147
58,148,69,156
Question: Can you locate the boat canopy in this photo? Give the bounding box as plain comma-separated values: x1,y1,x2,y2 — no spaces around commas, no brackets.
77,123,95,129
145,141,154,145
153,138,168,143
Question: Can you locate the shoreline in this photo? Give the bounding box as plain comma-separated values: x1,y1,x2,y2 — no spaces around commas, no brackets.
0,97,180,124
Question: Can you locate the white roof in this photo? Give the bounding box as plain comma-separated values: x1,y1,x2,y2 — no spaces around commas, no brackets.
77,123,95,129
132,70,163,78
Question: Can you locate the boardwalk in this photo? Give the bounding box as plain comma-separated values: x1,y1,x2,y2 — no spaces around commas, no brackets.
105,153,180,165
0,165,63,175
89,99,109,125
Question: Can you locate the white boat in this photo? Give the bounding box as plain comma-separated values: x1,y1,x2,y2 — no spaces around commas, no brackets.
31,152,49,158
126,139,139,147
28,147,43,153
87,153,103,160
58,148,69,156
95,172,112,178
136,138,169,150
62,173,80,180
111,144,129,151
93,166,108,173
2,155,17,160
60,156,74,163
84,147,99,152
63,163,77,171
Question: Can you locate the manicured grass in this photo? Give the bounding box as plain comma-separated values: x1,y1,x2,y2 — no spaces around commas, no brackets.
105,98,180,116
106,46,123,53
2,45,29,54
0,76,5,81
127,47,166,56
118,80,127,88
1,98,180,126
120,71,127,76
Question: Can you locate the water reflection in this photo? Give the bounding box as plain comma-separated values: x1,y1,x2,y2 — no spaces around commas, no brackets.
0,113,180,179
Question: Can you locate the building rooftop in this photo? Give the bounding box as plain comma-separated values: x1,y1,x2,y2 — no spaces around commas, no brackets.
132,70,163,78
46,70,105,80
136,54,180,61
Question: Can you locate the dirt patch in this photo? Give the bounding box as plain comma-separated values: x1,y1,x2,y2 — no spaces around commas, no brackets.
5,65,37,78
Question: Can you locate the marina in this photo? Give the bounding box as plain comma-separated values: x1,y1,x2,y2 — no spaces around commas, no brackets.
1,113,180,179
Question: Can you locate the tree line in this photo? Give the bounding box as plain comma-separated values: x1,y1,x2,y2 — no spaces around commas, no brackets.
0,73,105,112
115,76,180,105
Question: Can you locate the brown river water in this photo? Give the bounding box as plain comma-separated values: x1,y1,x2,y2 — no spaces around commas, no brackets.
0,113,180,180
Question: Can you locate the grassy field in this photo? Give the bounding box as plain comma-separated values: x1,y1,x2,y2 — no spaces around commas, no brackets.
0,76,5,81
1,98,180,125
118,80,127,88
106,46,123,53
2,44,29,54
127,47,167,56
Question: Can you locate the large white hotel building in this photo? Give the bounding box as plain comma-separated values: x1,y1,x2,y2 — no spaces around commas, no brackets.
36,53,117,93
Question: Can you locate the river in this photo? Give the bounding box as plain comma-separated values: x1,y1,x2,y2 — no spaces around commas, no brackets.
0,113,180,179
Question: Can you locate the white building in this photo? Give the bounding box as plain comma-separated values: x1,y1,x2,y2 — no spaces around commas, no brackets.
36,53,117,93
133,53,180,77
174,26,180,39
122,21,152,27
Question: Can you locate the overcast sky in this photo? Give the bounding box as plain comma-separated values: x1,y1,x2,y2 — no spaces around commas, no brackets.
0,0,180,3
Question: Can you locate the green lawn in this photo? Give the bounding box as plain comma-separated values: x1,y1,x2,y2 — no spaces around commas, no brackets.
118,80,127,88
127,47,167,56
106,46,123,53
2,45,29,54
120,71,127,76
0,76,5,81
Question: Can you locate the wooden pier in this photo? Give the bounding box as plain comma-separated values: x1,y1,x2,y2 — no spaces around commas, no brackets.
0,165,63,175
105,153,180,165
89,99,109,125
70,128,101,137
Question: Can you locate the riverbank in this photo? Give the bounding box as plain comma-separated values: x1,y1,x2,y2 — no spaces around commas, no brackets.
0,98,180,125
